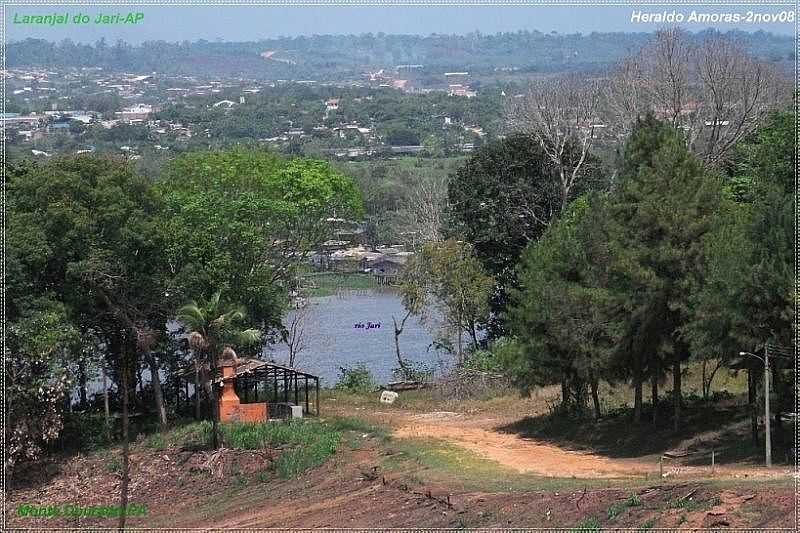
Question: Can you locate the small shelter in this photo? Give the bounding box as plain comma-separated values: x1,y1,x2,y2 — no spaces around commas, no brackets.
175,356,320,421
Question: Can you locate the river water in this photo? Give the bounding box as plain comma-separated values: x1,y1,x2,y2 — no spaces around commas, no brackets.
263,289,453,385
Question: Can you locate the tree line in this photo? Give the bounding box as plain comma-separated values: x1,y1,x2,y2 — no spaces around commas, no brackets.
9,29,792,79
428,30,794,434
6,148,363,507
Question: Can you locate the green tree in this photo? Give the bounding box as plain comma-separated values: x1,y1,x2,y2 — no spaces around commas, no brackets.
158,148,363,328
507,194,622,417
5,298,79,476
447,133,606,336
176,291,261,449
686,110,795,442
608,115,723,430
403,239,494,364
7,155,172,528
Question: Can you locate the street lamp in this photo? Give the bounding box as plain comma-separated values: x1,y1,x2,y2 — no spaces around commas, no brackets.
739,345,770,467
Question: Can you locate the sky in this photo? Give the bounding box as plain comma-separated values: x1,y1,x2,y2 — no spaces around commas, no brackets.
7,4,796,43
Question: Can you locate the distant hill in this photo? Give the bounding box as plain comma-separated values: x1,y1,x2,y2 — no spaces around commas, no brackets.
8,30,794,80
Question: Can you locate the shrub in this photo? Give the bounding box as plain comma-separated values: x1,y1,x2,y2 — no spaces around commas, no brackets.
334,363,375,393
571,516,601,532
392,360,434,382
59,413,114,451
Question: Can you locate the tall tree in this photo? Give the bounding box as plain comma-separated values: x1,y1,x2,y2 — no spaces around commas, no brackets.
176,292,261,449
447,134,606,336
402,239,494,364
506,75,604,211
7,155,173,528
507,194,622,417
608,114,723,430
607,28,788,167
158,148,364,331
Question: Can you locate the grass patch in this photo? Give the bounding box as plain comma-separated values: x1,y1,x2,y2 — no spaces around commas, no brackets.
326,416,390,440
667,496,704,511
570,516,601,531
383,437,634,492
275,429,340,479
162,420,214,450
639,517,656,530
218,420,342,479
607,492,643,520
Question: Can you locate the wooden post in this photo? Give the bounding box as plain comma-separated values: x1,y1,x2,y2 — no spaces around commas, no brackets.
659,456,663,480
305,376,309,415
294,374,299,406
711,449,715,475
315,378,320,416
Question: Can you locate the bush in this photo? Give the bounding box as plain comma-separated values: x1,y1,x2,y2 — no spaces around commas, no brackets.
571,516,601,532
59,413,114,451
335,363,375,393
392,360,434,382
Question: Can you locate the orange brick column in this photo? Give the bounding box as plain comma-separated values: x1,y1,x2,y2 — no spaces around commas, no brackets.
218,362,268,422
218,363,242,422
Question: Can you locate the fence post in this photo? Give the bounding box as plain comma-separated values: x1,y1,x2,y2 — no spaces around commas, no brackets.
659,456,663,480
711,449,715,475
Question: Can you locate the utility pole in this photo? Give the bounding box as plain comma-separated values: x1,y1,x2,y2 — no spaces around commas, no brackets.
740,343,776,468
741,340,792,469
764,341,771,467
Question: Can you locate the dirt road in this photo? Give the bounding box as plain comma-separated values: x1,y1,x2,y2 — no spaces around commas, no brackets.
352,408,792,480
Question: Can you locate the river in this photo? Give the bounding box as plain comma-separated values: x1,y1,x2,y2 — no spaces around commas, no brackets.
263,289,453,385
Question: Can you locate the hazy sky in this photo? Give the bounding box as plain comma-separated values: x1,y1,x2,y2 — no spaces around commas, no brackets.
7,4,795,43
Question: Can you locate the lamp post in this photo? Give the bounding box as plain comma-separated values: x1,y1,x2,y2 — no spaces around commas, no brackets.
740,344,770,467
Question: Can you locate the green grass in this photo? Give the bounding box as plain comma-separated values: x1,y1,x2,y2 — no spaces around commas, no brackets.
133,419,342,480
325,416,390,440
275,430,340,478
570,516,601,532
161,420,214,450
639,517,656,530
383,437,636,492
607,493,642,520
219,420,342,479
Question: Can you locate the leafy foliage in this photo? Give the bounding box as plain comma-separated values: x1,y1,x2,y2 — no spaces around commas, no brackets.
447,133,607,336
334,363,376,393
402,239,494,363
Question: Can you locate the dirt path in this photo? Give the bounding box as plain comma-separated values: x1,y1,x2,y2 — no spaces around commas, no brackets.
390,411,650,478
364,409,791,480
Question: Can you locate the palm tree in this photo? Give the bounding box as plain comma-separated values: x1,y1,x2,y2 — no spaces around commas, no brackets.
176,291,261,448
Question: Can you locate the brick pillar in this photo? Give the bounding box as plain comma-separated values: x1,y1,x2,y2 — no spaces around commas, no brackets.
218,363,241,422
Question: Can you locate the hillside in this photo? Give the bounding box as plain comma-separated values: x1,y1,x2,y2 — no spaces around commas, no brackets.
8,29,793,79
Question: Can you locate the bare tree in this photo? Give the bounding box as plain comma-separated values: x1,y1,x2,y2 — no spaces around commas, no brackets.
282,299,310,368
507,74,603,212
607,28,788,167
399,173,450,248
